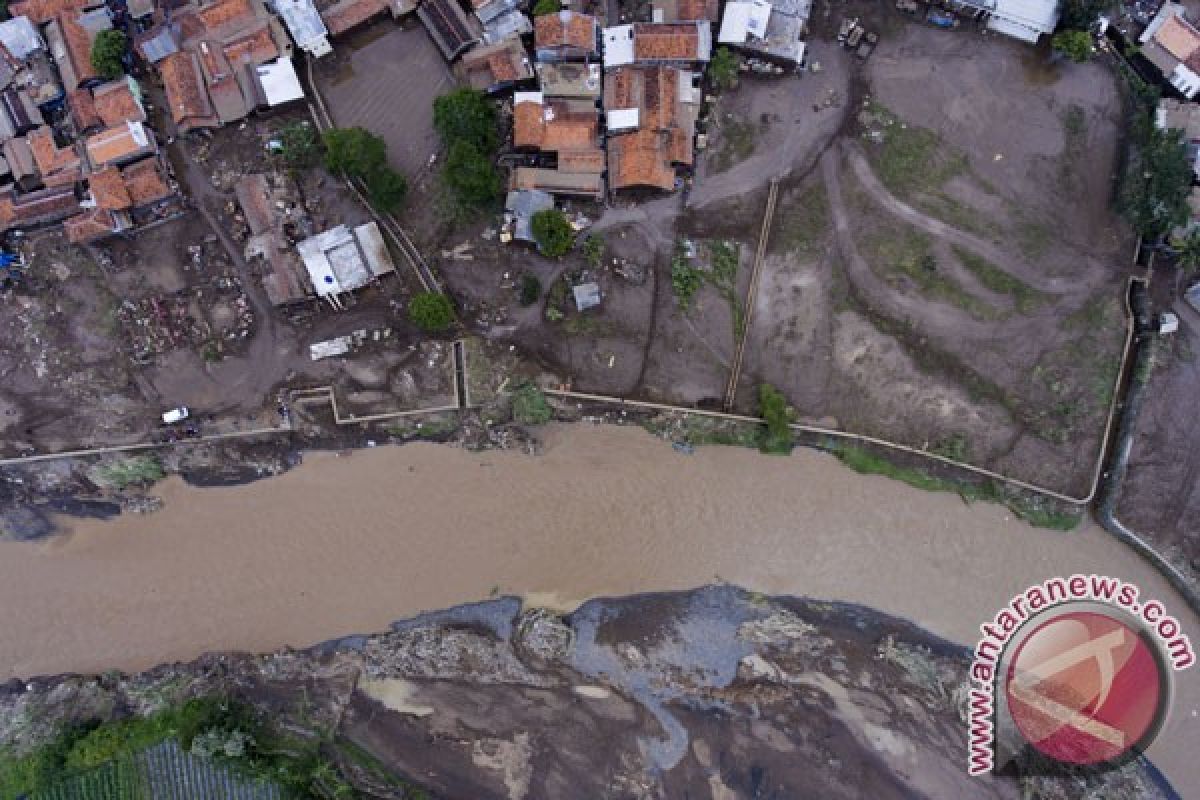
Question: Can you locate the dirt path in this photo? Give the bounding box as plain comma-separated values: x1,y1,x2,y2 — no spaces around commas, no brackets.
843,145,1101,295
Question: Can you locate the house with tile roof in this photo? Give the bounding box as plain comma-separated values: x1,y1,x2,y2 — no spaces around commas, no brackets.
602,21,711,68
27,124,82,185
64,206,131,243
91,78,146,128
84,120,156,167
459,36,534,93
604,65,699,171
160,50,220,132
0,184,79,232
43,11,98,89
534,11,598,62
650,0,718,22
1141,3,1200,98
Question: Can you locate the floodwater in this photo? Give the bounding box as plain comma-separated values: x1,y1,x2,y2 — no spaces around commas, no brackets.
1,424,1196,790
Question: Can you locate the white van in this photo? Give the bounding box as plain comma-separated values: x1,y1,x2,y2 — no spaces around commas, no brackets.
161,407,190,424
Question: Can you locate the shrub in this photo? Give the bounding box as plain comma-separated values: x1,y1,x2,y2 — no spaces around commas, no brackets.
1052,30,1093,63
91,30,126,80
443,139,502,207
512,384,552,424
531,0,560,13
408,292,455,332
670,250,703,309
365,167,408,212
757,384,794,455
91,456,165,489
582,234,604,267
433,88,498,154
1121,126,1192,239
708,47,739,91
276,122,321,169
531,209,574,257
519,273,541,306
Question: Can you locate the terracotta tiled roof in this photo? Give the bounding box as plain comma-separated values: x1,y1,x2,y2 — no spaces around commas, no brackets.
0,185,81,231
85,121,155,167
632,23,701,61
534,11,597,53
608,129,675,190
88,165,132,209
43,165,82,186
65,207,122,243
59,13,97,87
321,0,387,36
557,147,604,173
513,98,597,151
674,0,717,21
222,21,278,65
8,0,87,24
1155,14,1200,61
197,0,257,34
606,66,679,129
68,88,102,132
91,80,146,128
121,157,173,206
161,50,218,130
27,126,82,176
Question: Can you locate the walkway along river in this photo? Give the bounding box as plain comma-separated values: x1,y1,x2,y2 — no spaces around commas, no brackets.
1,424,1196,790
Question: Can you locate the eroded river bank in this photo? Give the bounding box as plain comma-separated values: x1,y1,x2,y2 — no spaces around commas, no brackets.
1,423,1196,790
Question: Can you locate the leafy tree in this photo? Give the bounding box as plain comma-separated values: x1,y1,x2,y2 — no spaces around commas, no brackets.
408,291,455,332
531,209,574,257
365,167,407,212
1174,228,1200,274
276,122,321,169
582,234,604,268
321,127,388,178
1052,30,1093,62
90,30,127,80
433,88,498,154
1059,0,1111,30
708,47,739,92
443,139,502,207
1121,126,1193,240
519,273,541,305
757,384,794,455
531,0,560,14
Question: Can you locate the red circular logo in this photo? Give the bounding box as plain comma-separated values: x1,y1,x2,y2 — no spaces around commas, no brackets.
1004,610,1165,765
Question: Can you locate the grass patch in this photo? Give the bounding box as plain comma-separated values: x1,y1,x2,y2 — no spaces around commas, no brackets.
712,114,761,173
831,444,1082,531
951,245,1045,313
708,240,744,338
512,383,552,425
860,227,998,319
770,183,829,255
89,456,165,490
864,103,967,197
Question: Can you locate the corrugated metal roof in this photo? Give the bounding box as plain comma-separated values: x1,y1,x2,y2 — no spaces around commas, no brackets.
0,16,43,59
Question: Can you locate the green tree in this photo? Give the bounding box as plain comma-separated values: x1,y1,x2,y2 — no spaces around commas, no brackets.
365,167,408,212
321,127,388,178
90,30,127,80
531,0,560,14
1059,0,1111,30
443,139,502,207
1121,126,1193,239
757,384,794,455
708,47,739,91
276,122,320,169
1052,30,1093,62
531,209,574,257
433,88,498,154
519,273,541,305
1174,228,1200,274
582,234,604,267
408,292,455,332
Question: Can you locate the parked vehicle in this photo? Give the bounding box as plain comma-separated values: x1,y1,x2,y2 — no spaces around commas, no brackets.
926,8,958,27
161,406,190,424
846,25,865,48
837,17,858,43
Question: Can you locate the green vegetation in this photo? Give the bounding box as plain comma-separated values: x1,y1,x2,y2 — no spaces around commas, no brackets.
443,140,503,208
951,246,1043,313
757,384,794,455
1121,124,1192,239
771,183,828,255
670,245,704,309
1058,0,1110,30
512,383,553,425
531,0,560,14
707,47,739,92
531,209,574,257
832,444,1082,530
1052,30,1093,62
929,433,969,462
407,291,455,332
708,240,744,337
712,114,760,173
518,273,541,306
90,30,127,80
433,89,502,208
866,104,967,197
276,122,321,169
582,234,604,268
861,227,996,319
322,127,408,212
1175,229,1200,275
91,456,165,490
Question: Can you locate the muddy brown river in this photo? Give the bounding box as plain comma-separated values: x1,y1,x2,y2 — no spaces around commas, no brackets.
1,424,1196,789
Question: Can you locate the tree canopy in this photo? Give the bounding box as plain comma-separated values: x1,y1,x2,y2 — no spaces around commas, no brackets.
90,30,127,80
708,47,739,92
433,89,499,154
443,140,502,207
408,292,455,332
1052,30,1093,63
531,209,574,257
531,0,560,14
365,169,408,212
321,127,408,211
1121,126,1193,240
1058,0,1110,30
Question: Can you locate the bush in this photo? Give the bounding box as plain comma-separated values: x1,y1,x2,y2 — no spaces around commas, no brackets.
670,249,703,309
757,384,794,455
408,291,455,332
276,122,321,169
582,234,604,268
531,209,574,257
708,47,739,91
322,127,387,178
519,273,541,306
512,384,552,424
1121,126,1192,239
433,88,498,154
443,139,502,207
531,0,560,13
365,167,408,212
1052,30,1093,62
91,30,126,80
91,456,165,489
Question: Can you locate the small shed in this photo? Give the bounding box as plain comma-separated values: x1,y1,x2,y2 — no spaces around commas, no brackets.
504,188,553,242
572,281,601,311
0,16,43,60
297,222,395,301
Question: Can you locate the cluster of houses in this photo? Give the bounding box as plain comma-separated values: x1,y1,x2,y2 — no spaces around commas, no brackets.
0,10,177,244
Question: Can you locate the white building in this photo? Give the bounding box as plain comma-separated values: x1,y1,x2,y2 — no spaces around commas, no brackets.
297,223,395,308
954,0,1058,44
273,0,333,57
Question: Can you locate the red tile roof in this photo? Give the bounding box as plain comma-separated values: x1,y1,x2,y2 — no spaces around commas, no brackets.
88,165,132,210
197,0,257,34
85,121,155,167
121,158,173,206
8,0,87,24
608,129,675,190
27,125,82,177
557,148,604,173
91,80,146,128
633,23,702,61
0,185,81,232
513,97,597,151
68,88,102,132
58,13,98,87
534,11,597,54
161,50,218,130
64,207,123,243
321,0,388,36
222,21,278,65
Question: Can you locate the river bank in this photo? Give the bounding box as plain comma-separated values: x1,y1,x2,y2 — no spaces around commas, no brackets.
0,423,1197,790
